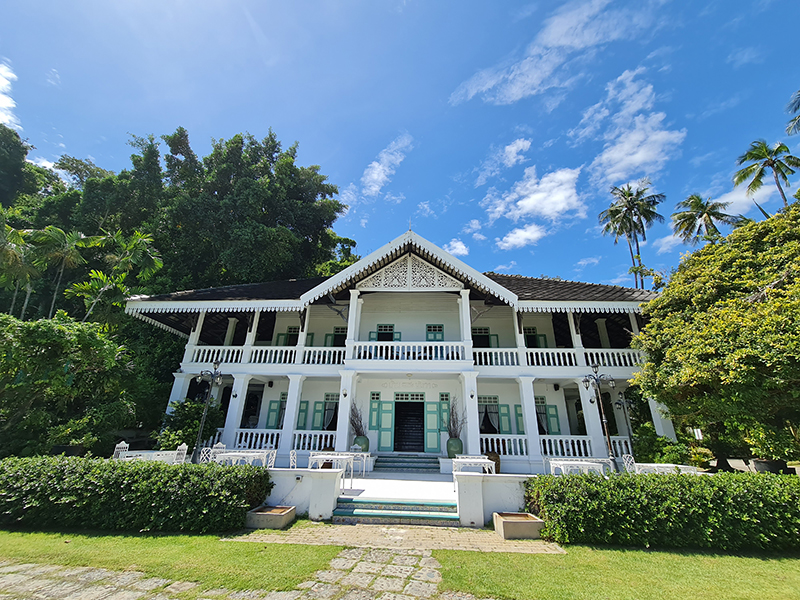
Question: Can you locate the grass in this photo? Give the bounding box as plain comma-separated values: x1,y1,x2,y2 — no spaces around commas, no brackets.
434,545,800,600
0,529,341,596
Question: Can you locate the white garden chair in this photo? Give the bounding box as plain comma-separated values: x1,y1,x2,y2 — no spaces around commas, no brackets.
174,443,188,464
622,454,636,473
113,441,129,459
289,449,297,468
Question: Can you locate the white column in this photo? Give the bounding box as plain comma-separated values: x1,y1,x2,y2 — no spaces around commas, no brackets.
222,374,252,448
294,310,309,364
242,310,260,365
345,290,360,358
278,375,306,453
166,372,193,414
567,311,583,348
648,398,677,440
628,312,640,336
335,370,357,451
576,379,606,458
514,312,527,365
183,311,206,362
517,377,542,465
458,289,473,360
256,385,270,428
461,371,479,454
224,317,238,346
595,318,610,349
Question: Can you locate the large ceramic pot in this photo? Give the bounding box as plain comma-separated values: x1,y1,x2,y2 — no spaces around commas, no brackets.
752,458,788,474
353,435,370,453
446,437,463,459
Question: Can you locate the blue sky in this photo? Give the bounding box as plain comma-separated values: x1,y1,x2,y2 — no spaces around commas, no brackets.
2,0,798,286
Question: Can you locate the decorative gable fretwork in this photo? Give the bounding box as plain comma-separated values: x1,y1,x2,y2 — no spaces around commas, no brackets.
357,255,463,292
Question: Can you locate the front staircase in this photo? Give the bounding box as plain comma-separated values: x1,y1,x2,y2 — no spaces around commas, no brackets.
332,496,460,526
372,454,440,473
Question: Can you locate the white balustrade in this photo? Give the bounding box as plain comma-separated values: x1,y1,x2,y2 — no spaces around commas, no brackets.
351,342,465,361
292,431,337,451
540,435,593,458
201,428,224,448
249,347,296,364
582,349,642,368
233,428,281,449
303,347,346,365
610,436,632,456
480,434,528,456
473,348,520,367
527,349,578,367
190,345,244,364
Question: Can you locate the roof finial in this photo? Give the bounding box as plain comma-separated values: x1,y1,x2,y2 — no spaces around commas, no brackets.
408,217,412,231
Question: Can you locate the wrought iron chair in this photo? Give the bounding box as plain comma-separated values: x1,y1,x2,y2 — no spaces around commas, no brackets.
621,454,636,473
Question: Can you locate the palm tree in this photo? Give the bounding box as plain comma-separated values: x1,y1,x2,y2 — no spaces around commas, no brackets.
672,194,737,245
787,89,800,136
101,230,163,281
733,140,800,208
599,180,665,289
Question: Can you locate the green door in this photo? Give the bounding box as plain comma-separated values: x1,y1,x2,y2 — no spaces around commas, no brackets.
546,405,561,435
424,401,440,453
377,401,394,452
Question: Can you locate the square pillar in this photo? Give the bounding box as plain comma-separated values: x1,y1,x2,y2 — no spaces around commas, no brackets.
458,289,473,360
242,310,261,364
516,377,543,463
335,370,357,451
461,371,480,455
222,375,252,448
345,290,361,359
278,375,306,453
576,379,606,458
294,310,310,364
648,398,677,440
166,372,193,415
183,311,206,362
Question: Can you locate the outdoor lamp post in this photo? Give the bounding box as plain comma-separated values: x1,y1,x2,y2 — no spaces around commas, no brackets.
190,360,223,464
581,364,617,471
615,390,635,459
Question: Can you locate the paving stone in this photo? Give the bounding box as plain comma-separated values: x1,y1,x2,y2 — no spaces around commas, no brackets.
77,568,114,583
410,569,441,584
315,570,345,583
363,550,394,564
339,572,375,588
437,593,476,600
339,590,377,600
2,563,37,573
402,581,438,598
371,577,405,593
380,565,414,579
337,549,366,560
263,591,303,600
329,558,358,571
374,593,416,600
201,589,230,596
417,558,440,569
164,581,198,593
107,572,145,586
7,576,56,593
54,567,94,577
304,582,340,599
390,556,418,567
33,581,85,598
131,577,170,591
102,591,145,600
228,590,263,599
25,564,65,576
62,585,120,600
352,562,384,575
0,573,30,587
296,581,316,589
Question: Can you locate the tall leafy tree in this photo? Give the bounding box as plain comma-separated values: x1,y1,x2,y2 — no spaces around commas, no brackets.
672,194,737,245
733,140,800,208
787,89,800,136
599,180,665,289
0,124,30,207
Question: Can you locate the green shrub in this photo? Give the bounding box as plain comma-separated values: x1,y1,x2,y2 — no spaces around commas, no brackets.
526,473,800,551
0,456,273,533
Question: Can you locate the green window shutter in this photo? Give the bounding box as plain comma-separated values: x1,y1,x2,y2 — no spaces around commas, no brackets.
296,400,309,429
490,334,499,348
536,334,547,348
546,405,561,435
498,404,512,434
369,331,377,341
265,401,280,429
514,405,525,434
306,333,314,346
311,402,325,430
393,331,402,341
424,402,441,453
324,333,334,347
377,401,394,451
276,333,287,346
440,398,450,431
369,395,380,430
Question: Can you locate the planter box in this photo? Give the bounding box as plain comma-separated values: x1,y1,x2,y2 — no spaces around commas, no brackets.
493,512,544,540
246,505,296,530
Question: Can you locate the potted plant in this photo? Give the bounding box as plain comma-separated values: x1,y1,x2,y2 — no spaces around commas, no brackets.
446,396,464,458
746,424,799,474
350,403,369,452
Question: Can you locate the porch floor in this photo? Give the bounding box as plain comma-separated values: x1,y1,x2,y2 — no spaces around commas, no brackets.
341,472,456,502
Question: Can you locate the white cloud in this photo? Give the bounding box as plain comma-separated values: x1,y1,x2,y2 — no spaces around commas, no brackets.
653,234,683,255
607,272,634,286
339,183,358,214
361,133,413,197
0,61,20,129
483,166,584,224
496,223,547,250
463,219,482,234
475,138,532,186
360,216,369,228
472,233,487,241
29,157,55,170
417,201,434,217
715,184,777,215
46,69,61,87
494,261,518,272
450,0,661,106
726,47,764,69
575,256,601,270
443,239,469,256
384,192,405,204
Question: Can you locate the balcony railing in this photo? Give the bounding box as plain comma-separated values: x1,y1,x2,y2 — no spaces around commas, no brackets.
233,428,281,449
351,341,466,361
610,435,632,456
292,431,336,451
540,435,593,458
527,349,578,367
480,434,528,456
584,349,642,368
250,347,296,364
473,349,519,366
303,347,346,365
191,346,244,364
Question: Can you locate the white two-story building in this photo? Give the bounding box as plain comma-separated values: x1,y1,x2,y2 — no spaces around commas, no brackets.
125,231,675,473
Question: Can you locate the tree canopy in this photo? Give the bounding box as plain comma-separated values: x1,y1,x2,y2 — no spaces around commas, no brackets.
634,205,800,459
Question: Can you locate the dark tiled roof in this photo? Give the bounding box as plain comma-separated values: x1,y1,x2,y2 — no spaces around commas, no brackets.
483,272,657,303
137,276,331,302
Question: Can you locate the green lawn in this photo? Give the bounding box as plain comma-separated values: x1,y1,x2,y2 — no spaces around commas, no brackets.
435,546,800,600
0,529,340,594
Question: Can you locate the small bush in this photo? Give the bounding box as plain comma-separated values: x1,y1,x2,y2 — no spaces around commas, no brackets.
526,472,800,551
0,456,273,533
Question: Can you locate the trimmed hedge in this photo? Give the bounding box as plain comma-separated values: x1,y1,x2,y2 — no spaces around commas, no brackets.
526,473,800,551
0,456,273,533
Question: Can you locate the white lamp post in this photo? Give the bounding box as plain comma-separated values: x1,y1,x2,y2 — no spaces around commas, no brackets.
581,364,617,471
190,360,223,464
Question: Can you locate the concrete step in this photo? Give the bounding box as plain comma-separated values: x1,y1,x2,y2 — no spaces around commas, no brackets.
332,496,460,527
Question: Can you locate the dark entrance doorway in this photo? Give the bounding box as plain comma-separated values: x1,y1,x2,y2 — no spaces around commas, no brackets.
394,402,424,452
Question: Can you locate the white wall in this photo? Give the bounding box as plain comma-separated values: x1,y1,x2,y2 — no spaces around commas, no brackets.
520,313,557,349
296,378,341,430
272,312,303,345
470,304,516,347
358,292,462,342
306,304,350,347
455,472,530,527
266,468,342,520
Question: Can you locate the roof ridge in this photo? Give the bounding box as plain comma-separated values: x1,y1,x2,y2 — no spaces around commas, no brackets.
484,271,649,293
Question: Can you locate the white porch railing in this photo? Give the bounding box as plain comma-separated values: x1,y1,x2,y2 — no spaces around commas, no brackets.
473,349,519,366
303,347,346,365
480,434,529,456
610,436,632,456
201,428,224,448
527,349,579,367
233,428,281,449
583,349,642,368
540,435,593,458
351,341,466,361
292,431,337,451
191,346,245,364
250,347,296,364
